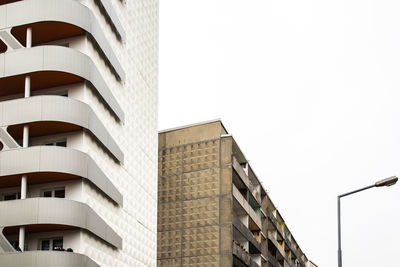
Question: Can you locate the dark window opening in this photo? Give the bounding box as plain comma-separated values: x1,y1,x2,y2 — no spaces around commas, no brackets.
41,240,50,251
4,193,21,201
54,189,65,198
41,188,65,198
40,238,63,251
45,139,67,147
52,239,63,251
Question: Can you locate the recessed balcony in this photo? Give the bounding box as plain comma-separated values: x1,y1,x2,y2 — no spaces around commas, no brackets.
0,172,78,189
0,0,125,80
0,95,124,162
0,146,123,205
232,216,261,254
232,184,262,231
10,22,83,48
0,72,82,98
0,46,124,121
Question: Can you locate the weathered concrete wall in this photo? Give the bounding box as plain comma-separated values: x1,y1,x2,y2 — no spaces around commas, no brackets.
159,120,227,149
158,121,232,266
158,121,313,267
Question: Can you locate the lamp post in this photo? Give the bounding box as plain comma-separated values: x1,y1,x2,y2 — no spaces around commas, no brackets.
337,176,398,267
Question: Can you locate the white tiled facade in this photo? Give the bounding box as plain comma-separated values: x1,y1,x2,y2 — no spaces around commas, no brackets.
78,0,159,266
0,0,158,266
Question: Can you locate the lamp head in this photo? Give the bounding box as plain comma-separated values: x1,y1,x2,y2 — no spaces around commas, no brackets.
375,176,398,187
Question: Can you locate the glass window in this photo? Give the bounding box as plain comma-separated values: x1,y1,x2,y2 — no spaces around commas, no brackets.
56,141,67,147
54,189,65,198
41,188,65,198
52,239,63,251
43,139,67,147
41,240,50,251
4,193,20,201
40,238,63,251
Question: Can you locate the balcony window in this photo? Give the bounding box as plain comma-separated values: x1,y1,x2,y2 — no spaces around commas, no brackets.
40,237,63,251
53,238,63,250
42,188,65,198
41,240,50,251
2,192,21,201
45,139,67,147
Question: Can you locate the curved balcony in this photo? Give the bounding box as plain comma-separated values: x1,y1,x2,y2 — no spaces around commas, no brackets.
0,251,99,267
0,198,122,249
0,146,123,205
0,0,125,81
0,0,124,41
0,95,123,163
0,45,124,122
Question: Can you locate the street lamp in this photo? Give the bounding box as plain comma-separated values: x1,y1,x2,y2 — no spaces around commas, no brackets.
337,176,398,267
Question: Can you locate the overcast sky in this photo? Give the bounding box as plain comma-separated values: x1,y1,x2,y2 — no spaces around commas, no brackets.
159,0,400,266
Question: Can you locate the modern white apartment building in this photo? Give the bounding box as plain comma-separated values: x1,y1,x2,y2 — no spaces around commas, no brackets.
0,0,158,266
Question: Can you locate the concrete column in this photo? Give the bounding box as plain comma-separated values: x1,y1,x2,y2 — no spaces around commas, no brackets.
19,27,32,252
26,27,32,48
18,227,25,251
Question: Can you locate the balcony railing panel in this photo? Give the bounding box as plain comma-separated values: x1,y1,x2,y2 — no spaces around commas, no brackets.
0,250,100,267
0,146,123,205
1,95,123,163
0,198,122,249
0,45,124,121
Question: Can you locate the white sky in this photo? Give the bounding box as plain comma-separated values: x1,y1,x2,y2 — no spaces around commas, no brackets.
159,0,400,266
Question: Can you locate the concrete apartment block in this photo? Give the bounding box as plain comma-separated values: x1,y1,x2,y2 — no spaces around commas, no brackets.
158,120,315,267
0,0,158,266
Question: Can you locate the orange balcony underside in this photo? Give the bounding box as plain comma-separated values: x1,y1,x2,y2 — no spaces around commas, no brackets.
11,21,84,47
0,172,80,188
0,71,83,97
8,121,81,143
4,224,78,235
0,0,22,6
0,21,84,53
0,40,6,53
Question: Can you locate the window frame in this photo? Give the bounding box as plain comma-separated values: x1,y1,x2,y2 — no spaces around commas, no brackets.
1,192,21,201
44,138,67,147
39,237,64,251
41,187,66,198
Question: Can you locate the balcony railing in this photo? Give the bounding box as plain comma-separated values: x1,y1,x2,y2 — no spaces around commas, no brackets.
0,198,122,249
0,45,124,121
233,184,262,230
0,146,123,205
232,156,262,205
1,95,123,163
0,250,100,267
266,208,284,237
232,216,261,253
